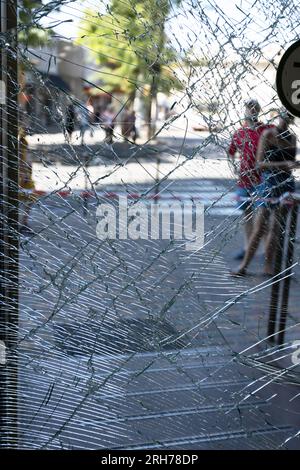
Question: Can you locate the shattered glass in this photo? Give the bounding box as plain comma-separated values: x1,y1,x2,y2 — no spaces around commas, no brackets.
0,0,300,449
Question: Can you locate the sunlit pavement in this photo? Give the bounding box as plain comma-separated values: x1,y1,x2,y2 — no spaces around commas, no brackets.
28,126,300,195
27,119,211,148
16,126,300,449
18,191,300,449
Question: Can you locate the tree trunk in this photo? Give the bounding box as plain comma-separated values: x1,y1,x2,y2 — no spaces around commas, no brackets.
146,67,160,141
128,88,136,109
0,0,19,447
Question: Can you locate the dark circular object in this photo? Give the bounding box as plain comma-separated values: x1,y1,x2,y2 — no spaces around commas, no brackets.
276,40,300,118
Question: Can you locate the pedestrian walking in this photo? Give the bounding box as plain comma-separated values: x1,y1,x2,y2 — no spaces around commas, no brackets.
228,99,272,260
122,108,138,143
65,103,76,142
77,104,94,145
231,108,298,276
101,106,115,144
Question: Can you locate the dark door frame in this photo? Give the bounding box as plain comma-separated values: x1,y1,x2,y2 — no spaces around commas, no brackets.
0,0,18,448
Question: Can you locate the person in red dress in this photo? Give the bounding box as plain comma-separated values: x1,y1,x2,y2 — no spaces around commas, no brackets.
228,99,273,259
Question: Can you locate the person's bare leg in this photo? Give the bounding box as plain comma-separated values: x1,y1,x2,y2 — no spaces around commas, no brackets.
264,205,289,275
232,207,269,275
243,206,254,245
260,227,268,255
247,207,268,256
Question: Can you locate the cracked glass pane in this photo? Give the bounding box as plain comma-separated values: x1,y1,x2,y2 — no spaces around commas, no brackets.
0,0,300,450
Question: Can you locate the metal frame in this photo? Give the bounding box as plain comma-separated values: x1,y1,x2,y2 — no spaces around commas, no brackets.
0,0,18,448
268,202,299,345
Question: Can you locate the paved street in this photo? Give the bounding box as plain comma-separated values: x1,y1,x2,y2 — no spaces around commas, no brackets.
16,130,300,449
2,0,299,453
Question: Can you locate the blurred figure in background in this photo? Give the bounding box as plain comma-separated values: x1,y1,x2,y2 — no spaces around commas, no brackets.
78,102,94,145
228,99,272,260
65,102,76,142
101,106,115,144
86,101,95,125
122,108,137,143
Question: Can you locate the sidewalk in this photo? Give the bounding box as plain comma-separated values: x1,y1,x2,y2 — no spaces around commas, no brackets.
17,191,300,449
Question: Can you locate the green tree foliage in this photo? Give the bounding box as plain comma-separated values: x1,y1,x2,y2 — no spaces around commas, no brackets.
19,0,51,47
78,0,182,99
